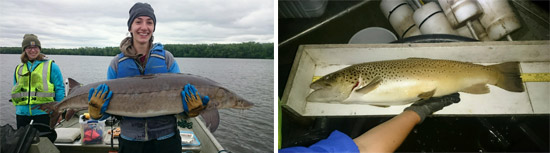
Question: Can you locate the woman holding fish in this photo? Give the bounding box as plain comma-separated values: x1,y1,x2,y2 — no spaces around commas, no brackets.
87,3,209,153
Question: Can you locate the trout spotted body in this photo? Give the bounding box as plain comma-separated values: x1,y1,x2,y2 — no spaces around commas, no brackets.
307,58,524,106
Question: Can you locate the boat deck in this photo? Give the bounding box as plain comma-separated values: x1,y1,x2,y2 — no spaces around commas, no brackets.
52,112,222,153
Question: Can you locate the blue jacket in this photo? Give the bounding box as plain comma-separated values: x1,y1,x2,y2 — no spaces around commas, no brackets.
13,60,65,116
107,43,181,141
108,43,180,79
279,130,359,153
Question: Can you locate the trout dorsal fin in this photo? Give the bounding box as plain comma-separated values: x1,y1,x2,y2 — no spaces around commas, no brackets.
355,76,382,94
66,78,83,95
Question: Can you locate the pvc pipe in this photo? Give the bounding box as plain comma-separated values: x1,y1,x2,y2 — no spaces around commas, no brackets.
438,0,461,27
456,19,490,41
477,0,521,40
413,2,458,34
380,0,421,39
444,0,483,27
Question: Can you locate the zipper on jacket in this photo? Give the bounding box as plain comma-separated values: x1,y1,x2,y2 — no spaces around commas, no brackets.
27,63,32,115
133,59,145,75
133,52,152,75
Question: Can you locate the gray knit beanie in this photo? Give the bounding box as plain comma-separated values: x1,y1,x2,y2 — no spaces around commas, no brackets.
127,2,156,31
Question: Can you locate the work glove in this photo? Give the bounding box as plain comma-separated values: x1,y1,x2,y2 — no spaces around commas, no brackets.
88,84,113,120
404,93,460,124
182,84,209,117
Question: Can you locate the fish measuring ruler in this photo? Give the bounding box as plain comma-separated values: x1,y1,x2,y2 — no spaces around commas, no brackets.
521,73,550,82
312,73,550,82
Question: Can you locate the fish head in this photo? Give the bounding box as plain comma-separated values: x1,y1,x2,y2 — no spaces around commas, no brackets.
306,71,356,102
232,97,254,109
209,87,254,109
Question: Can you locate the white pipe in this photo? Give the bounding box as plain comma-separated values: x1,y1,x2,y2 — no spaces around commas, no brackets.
380,0,421,39
413,2,458,35
477,0,521,40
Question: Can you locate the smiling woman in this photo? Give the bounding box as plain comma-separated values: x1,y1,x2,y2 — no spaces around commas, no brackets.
105,2,201,153
11,34,66,130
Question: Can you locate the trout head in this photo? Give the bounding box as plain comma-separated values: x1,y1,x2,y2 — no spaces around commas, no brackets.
306,72,356,102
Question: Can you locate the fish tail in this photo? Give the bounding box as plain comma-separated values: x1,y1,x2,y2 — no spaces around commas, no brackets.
489,62,524,92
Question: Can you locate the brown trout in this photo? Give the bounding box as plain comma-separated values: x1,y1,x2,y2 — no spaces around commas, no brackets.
306,58,524,106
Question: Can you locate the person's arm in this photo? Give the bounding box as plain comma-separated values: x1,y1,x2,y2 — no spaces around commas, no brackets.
13,66,17,86
354,93,461,153
169,62,180,73
107,56,118,80
107,67,117,80
353,110,420,153
165,51,180,73
50,62,65,102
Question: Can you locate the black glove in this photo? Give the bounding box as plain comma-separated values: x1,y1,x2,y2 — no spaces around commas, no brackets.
404,93,461,123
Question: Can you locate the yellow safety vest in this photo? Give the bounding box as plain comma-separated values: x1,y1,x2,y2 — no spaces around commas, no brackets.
11,60,55,106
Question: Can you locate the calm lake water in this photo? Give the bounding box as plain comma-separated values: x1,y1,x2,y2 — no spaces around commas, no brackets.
0,54,274,152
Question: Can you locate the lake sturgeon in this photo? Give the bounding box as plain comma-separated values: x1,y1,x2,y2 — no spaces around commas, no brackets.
36,73,253,132
306,58,524,106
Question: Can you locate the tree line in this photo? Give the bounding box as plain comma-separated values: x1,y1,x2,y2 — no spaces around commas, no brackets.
0,42,273,59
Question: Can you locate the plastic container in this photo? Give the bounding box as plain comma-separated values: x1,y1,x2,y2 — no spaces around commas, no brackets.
79,115,106,145
349,27,397,44
180,131,200,146
279,0,328,18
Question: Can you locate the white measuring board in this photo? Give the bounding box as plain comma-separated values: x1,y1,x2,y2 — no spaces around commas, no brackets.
281,41,550,116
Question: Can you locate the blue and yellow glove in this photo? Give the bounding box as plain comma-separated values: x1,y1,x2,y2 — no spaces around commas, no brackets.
88,84,112,120
182,84,209,117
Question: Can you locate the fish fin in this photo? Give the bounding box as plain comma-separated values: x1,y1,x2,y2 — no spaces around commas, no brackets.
32,102,57,115
489,62,524,92
64,109,79,121
32,103,61,128
461,84,490,94
49,111,61,129
369,104,390,108
200,104,220,132
355,76,382,94
418,89,436,100
67,78,82,94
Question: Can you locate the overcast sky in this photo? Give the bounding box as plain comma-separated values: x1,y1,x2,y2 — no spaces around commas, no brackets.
0,0,274,48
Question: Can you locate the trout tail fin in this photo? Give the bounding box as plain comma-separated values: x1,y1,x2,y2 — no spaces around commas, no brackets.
489,62,524,92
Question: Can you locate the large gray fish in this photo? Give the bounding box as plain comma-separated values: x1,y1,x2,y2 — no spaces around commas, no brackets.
36,73,253,132
307,58,524,106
